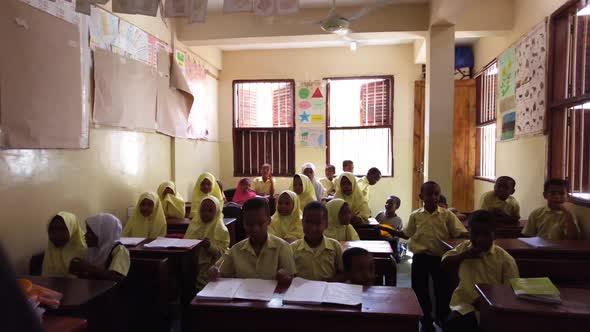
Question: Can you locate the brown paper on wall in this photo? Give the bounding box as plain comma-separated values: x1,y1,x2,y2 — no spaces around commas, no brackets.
156,50,190,138
93,48,157,130
0,0,88,149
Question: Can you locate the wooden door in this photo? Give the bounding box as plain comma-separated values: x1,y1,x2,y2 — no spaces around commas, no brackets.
412,81,425,210
452,80,476,212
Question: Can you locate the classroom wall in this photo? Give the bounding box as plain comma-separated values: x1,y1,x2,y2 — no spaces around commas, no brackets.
473,0,590,238
0,4,222,272
218,45,422,221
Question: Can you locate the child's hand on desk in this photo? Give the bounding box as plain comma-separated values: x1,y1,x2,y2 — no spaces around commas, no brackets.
208,266,220,282
200,238,211,249
275,269,292,285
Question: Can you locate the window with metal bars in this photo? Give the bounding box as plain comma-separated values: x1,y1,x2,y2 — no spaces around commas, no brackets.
233,80,295,177
548,1,590,203
475,61,498,180
326,76,393,176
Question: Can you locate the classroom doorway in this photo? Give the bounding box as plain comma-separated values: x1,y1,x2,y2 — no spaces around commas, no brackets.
412,80,476,212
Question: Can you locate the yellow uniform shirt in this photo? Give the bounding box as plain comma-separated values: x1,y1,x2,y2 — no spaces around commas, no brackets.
357,177,371,202
480,191,520,218
320,177,335,195
291,236,343,281
219,233,296,279
523,206,578,240
443,241,519,315
403,207,467,256
109,244,131,276
253,177,275,196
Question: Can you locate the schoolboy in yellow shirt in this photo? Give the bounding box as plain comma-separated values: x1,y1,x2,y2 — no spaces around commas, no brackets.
388,181,467,331
480,176,520,223
253,163,275,197
342,247,375,286
357,167,382,203
442,210,519,332
208,197,295,284
523,179,579,240
319,164,336,196
291,202,343,281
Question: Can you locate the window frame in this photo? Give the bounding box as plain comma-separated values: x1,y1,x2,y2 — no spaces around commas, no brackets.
324,75,395,177
231,79,296,178
474,60,498,182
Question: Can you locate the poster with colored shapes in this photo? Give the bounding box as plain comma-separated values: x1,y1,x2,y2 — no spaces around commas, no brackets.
501,111,516,140
296,81,325,125
498,47,516,114
515,21,546,137
299,128,325,148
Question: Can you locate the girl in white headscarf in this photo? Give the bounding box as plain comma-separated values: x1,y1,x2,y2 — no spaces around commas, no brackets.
70,214,130,282
301,163,326,201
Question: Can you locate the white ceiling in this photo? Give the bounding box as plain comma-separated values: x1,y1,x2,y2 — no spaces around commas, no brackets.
206,0,428,10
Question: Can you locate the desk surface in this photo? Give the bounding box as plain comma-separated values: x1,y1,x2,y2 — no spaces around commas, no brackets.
340,240,393,257
476,284,590,318
128,238,200,255
442,238,590,254
43,316,87,332
27,276,116,308
191,285,422,318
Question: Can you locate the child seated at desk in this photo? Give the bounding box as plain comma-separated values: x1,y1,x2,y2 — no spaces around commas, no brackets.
522,179,579,240
291,202,343,281
334,172,371,225
269,190,303,242
157,181,185,219
122,192,167,238
442,210,519,332
190,173,224,218
357,167,382,203
184,196,230,290
302,163,327,200
320,164,336,197
375,195,403,262
208,197,296,284
290,173,317,208
325,198,360,241
342,247,375,286
480,176,520,224
216,180,228,204
70,214,130,282
387,181,467,331
231,178,257,205
253,163,275,197
42,212,86,277
342,160,354,173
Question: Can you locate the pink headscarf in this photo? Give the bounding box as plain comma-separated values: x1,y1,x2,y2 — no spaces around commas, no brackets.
232,178,257,205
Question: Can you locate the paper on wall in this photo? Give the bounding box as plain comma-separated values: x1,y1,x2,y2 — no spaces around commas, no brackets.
164,0,189,16
299,128,325,148
188,0,208,23
75,0,91,15
296,81,326,125
156,50,190,138
276,0,298,15
223,0,252,12
89,6,119,50
112,20,150,64
253,0,299,16
112,0,160,16
19,0,80,24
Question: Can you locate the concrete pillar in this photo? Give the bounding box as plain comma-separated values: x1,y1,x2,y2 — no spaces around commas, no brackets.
425,24,455,200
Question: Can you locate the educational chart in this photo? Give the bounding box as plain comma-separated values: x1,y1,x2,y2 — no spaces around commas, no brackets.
112,20,150,65
296,81,326,125
498,47,517,141
19,0,80,24
299,128,325,148
515,21,547,137
89,6,120,51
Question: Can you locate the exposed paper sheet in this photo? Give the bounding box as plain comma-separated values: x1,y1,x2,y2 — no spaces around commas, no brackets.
143,237,201,248
19,0,80,24
188,0,208,23
164,0,189,16
89,6,119,50
197,278,242,300
234,279,277,301
276,0,298,15
253,0,274,16
223,0,252,13
75,0,91,15
120,237,146,246
112,0,159,16
156,50,190,137
283,278,325,305
322,282,363,306
112,20,150,64
518,237,560,249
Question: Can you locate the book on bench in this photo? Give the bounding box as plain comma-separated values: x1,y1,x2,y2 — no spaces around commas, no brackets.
142,237,201,248
510,277,562,304
196,278,278,301
282,277,363,306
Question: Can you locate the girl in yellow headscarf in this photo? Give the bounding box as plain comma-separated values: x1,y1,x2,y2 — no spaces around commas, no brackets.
42,212,87,277
289,174,317,209
269,190,303,242
325,199,360,241
190,172,224,218
334,172,371,224
123,192,167,238
157,181,186,219
184,195,229,290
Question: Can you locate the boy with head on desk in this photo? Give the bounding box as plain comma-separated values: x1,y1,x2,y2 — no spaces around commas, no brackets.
385,181,467,332
320,164,336,197
208,197,296,284
480,176,520,224
291,202,343,281
522,179,580,240
253,163,275,197
342,247,375,286
442,210,519,332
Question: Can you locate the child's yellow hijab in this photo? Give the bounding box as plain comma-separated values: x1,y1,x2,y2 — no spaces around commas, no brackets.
123,192,167,238
184,196,229,243
157,181,186,219
42,212,86,277
190,172,224,218
269,190,303,240
334,172,371,222
289,173,317,209
324,198,360,241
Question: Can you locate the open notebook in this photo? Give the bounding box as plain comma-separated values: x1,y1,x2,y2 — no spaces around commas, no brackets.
143,237,201,248
283,278,363,306
120,237,145,246
518,237,561,249
196,278,278,301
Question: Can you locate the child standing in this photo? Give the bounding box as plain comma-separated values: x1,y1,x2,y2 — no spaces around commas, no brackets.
375,196,403,261
42,212,86,277
342,160,354,173
184,196,230,290
291,202,343,281
388,181,467,331
324,199,360,241
208,198,296,283
357,167,382,203
231,178,257,205
442,210,519,332
480,176,520,223
334,172,371,224
522,179,579,240
123,192,167,238
157,181,186,219
253,163,275,197
342,247,375,286
190,173,224,218
269,190,303,242
290,174,317,208
302,163,327,200
320,164,336,196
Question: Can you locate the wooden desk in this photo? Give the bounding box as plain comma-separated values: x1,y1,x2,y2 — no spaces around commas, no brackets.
340,241,396,286
43,316,87,332
476,284,590,332
340,240,394,258
27,276,115,308
188,285,422,332
166,218,237,246
461,219,525,238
